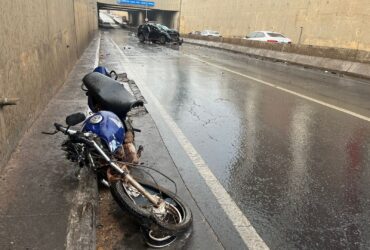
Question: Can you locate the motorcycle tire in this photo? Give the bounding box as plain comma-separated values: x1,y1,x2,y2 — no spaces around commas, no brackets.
110,177,192,235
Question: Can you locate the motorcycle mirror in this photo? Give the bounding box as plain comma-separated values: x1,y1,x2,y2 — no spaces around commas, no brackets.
66,112,86,127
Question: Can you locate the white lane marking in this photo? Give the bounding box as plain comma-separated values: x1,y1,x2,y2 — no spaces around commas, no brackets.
109,37,269,250
185,54,370,123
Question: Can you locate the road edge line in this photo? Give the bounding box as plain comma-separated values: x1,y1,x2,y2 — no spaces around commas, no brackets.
109,37,269,250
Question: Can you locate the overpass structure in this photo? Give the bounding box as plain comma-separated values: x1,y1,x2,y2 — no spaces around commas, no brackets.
98,0,181,29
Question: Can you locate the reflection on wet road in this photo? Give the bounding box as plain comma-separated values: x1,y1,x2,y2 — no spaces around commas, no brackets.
106,29,370,249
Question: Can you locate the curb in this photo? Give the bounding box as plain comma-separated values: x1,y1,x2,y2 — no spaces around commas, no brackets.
66,168,98,250
184,38,370,80
65,32,101,250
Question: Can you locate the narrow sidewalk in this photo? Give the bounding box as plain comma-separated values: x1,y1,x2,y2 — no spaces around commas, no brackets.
0,34,100,250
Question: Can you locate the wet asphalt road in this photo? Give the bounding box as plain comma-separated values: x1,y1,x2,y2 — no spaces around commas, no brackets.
104,29,370,249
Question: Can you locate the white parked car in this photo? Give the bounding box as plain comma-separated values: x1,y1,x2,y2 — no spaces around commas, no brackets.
245,31,291,44
189,31,201,35
200,30,221,37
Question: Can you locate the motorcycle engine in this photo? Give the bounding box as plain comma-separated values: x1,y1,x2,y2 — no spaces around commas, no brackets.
61,139,85,167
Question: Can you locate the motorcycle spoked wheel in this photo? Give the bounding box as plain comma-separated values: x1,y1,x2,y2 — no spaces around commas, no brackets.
142,200,183,247
109,177,192,247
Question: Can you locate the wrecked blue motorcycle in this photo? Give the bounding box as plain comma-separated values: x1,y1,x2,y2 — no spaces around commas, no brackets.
47,71,192,247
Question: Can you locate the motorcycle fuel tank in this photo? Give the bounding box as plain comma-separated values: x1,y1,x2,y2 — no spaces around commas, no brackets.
83,111,125,153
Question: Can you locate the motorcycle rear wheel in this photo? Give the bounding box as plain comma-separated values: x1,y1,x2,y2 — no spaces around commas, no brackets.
110,177,192,236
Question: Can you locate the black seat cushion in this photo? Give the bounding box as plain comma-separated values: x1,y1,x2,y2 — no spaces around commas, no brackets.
83,72,143,118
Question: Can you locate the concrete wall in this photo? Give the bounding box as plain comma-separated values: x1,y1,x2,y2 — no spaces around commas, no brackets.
152,0,180,11
0,0,97,169
148,11,179,28
74,0,98,56
129,10,178,29
179,0,370,51
111,10,129,19
129,11,145,26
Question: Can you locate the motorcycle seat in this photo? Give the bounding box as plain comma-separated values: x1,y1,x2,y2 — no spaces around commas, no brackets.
82,72,144,118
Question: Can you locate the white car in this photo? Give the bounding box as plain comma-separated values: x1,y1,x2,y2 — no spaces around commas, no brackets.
245,31,291,44
200,30,221,37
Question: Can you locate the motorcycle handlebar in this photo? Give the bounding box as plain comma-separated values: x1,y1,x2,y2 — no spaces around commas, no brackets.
54,123,77,134
54,123,93,146
54,123,63,131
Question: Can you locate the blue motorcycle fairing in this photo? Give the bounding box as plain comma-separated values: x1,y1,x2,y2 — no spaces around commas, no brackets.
82,111,125,153
93,66,111,77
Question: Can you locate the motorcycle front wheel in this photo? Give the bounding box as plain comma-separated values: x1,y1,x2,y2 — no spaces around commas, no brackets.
110,177,192,236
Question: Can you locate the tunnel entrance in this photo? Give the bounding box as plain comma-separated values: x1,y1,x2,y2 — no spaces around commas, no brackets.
97,2,179,30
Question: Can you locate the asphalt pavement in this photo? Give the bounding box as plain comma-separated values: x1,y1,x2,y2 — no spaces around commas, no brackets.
2,27,370,250
96,43,223,249
101,29,370,250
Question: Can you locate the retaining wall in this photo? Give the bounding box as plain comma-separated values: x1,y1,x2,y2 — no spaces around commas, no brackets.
180,0,370,51
0,0,98,169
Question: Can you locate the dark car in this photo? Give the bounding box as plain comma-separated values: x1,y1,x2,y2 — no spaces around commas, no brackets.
137,23,183,45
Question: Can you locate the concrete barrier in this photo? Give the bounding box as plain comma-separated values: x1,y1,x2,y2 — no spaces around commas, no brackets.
183,36,370,80
184,35,370,63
